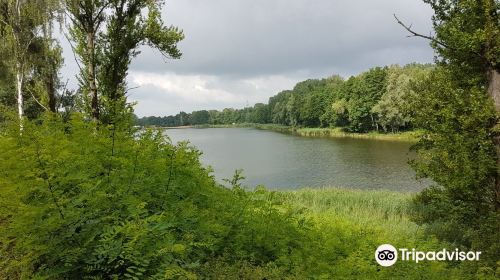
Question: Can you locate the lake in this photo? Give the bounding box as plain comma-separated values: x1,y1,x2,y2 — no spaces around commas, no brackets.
165,128,429,191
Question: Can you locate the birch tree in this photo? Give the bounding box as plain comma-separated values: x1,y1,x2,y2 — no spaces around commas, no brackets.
0,0,61,126
0,0,35,128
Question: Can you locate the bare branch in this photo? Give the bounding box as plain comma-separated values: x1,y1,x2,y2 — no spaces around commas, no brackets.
125,85,140,93
63,10,84,31
27,89,49,111
63,30,83,73
393,14,483,58
393,14,451,50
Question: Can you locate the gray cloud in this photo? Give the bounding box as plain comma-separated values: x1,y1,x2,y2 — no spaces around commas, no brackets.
130,0,434,76
59,0,436,116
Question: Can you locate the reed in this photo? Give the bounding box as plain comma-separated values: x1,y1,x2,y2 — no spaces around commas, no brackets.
274,187,419,237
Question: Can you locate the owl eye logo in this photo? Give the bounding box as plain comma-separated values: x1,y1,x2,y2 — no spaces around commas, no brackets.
375,244,398,266
377,250,395,261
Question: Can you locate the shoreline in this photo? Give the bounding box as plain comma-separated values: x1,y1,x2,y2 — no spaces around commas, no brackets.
161,125,194,129
192,123,420,142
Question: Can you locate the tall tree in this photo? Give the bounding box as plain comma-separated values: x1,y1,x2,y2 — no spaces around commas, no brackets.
1,0,38,127
100,0,183,123
65,0,183,122
396,0,500,265
65,0,108,121
395,0,500,206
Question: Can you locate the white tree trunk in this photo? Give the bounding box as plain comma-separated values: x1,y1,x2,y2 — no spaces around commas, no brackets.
16,61,24,130
13,0,24,130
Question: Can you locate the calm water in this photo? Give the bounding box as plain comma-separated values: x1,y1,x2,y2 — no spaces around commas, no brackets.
165,128,429,191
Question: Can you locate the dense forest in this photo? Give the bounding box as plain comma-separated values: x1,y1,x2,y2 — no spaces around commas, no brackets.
137,64,432,133
0,0,499,279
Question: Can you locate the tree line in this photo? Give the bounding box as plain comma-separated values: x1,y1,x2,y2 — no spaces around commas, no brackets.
137,63,432,133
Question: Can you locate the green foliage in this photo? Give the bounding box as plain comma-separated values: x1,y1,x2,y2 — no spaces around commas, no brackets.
65,0,184,122
189,110,210,125
0,115,303,278
403,0,500,272
409,68,499,266
270,188,485,280
424,0,500,79
0,114,205,277
99,0,184,122
138,64,433,134
340,67,387,132
222,169,246,188
372,64,432,132
321,98,348,127
0,0,63,118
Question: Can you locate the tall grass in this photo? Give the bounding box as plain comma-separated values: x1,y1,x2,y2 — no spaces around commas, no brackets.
294,127,420,142
274,187,420,238
266,187,476,279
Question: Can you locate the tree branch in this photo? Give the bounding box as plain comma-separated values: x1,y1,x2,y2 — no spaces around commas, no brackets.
393,14,483,58
28,88,49,111
393,14,451,50
95,3,109,22
63,30,83,73
0,17,9,27
124,85,139,94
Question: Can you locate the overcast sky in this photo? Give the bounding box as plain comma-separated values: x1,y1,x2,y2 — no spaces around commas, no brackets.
59,0,436,117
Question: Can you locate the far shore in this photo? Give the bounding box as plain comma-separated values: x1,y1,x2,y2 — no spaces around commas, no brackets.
160,125,194,129
195,123,420,142
140,123,420,142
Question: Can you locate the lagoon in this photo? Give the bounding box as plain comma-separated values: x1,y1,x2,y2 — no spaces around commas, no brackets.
165,128,429,191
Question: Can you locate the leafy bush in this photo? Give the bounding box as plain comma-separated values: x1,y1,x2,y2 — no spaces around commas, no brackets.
0,114,303,278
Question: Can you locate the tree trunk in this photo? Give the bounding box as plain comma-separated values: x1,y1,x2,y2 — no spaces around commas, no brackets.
46,71,56,112
487,68,500,209
13,0,23,130
488,69,500,111
16,61,24,129
87,31,99,120
370,113,376,131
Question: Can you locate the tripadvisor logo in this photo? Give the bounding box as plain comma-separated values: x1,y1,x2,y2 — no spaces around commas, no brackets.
375,244,398,267
375,244,481,267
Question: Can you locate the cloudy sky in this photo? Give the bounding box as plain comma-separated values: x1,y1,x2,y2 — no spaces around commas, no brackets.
60,0,436,117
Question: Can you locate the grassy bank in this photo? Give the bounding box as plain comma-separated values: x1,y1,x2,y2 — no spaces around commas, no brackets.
194,123,420,141
262,187,485,279
276,187,415,234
